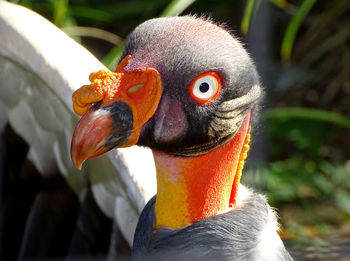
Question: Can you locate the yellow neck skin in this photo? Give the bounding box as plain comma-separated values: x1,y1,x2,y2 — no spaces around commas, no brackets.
153,115,251,230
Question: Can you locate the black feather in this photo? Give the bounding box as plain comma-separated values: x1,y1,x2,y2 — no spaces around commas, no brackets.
133,189,292,261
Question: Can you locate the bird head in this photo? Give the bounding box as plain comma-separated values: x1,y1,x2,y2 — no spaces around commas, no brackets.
71,16,262,228
71,16,261,169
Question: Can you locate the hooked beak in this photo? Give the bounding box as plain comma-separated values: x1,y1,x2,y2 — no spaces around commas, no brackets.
71,55,162,169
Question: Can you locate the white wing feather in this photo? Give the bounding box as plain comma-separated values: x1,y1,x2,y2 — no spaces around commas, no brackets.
0,0,156,246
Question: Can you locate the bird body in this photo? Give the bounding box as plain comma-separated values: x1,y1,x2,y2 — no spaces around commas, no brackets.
71,16,292,260
133,187,291,261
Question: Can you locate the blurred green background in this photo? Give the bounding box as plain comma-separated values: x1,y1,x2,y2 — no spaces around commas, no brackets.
12,0,350,258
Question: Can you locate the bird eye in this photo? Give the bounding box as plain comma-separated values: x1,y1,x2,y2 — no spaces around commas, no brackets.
190,72,221,105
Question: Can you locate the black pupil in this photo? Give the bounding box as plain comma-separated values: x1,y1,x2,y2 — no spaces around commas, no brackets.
199,82,210,93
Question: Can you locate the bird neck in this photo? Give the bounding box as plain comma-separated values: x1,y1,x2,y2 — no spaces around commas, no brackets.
152,114,251,230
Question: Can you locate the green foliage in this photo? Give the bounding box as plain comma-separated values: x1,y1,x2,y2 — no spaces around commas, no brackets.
280,0,317,60
241,0,257,34
242,114,350,239
264,116,349,201
266,107,350,130
261,158,350,209
102,0,195,69
53,0,69,27
160,0,196,17
18,0,195,70
240,1,350,240
242,0,317,60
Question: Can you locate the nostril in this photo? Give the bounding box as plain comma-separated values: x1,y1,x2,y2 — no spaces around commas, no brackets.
128,83,144,94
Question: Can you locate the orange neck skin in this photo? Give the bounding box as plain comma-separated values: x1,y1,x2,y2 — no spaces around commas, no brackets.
153,113,251,230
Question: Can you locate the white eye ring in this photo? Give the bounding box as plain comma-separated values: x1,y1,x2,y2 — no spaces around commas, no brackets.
190,72,221,104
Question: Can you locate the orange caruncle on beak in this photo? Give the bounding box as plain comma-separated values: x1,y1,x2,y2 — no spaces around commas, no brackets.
71,55,162,169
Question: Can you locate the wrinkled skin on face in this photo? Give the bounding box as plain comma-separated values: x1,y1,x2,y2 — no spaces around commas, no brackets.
71,16,261,165
122,17,261,156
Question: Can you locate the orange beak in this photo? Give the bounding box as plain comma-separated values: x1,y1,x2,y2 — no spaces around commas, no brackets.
71,56,162,169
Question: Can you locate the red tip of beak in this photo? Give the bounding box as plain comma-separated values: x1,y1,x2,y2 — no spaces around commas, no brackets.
71,107,112,170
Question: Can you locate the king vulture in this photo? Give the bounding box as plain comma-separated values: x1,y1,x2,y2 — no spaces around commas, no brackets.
71,16,293,260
